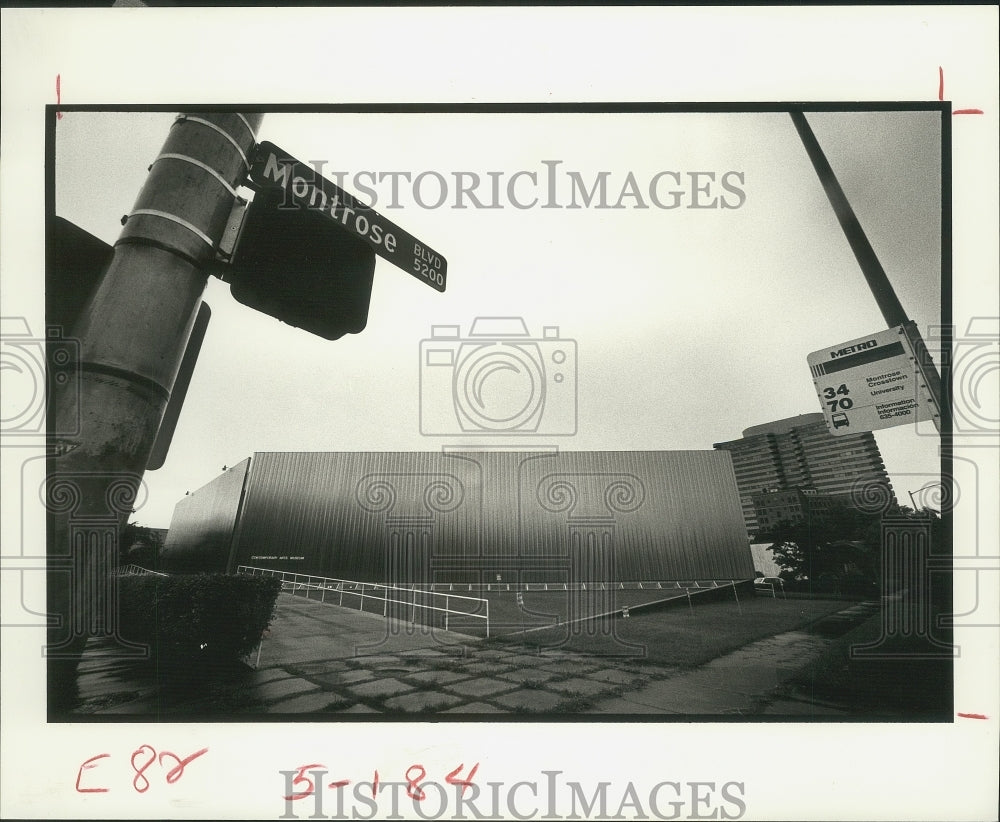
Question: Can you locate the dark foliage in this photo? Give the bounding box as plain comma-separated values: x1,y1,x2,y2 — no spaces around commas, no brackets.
117,574,282,662
758,503,944,595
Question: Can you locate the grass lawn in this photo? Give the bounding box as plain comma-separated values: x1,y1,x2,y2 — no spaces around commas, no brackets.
489,595,855,668
484,597,850,668
778,609,954,717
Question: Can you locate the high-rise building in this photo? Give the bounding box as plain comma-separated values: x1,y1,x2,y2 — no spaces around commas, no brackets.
713,412,894,537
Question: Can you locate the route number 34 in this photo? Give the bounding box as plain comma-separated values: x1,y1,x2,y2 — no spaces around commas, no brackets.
823,383,853,412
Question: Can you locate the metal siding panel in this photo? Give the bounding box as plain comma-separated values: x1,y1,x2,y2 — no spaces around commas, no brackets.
161,457,250,572
221,450,753,583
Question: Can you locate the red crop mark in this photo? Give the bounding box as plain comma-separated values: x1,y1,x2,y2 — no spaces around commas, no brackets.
56,74,63,119
939,67,984,115
957,712,988,720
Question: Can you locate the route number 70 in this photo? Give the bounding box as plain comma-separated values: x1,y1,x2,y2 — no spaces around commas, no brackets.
823,383,853,411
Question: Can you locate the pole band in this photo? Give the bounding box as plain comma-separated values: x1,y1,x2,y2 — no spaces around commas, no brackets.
154,153,239,197
176,115,250,170
127,209,215,248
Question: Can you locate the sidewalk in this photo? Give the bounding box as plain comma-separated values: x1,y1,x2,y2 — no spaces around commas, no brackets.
69,594,880,717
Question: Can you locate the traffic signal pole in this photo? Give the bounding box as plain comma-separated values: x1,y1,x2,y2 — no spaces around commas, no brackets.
789,110,946,433
48,112,262,709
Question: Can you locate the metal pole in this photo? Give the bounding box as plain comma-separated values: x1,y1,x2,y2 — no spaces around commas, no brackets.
788,110,945,432
47,113,262,708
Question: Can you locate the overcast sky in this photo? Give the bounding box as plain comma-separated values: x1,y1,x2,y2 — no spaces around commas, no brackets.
53,108,944,527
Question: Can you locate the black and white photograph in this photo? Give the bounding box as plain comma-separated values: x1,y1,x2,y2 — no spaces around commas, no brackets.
1,6,997,821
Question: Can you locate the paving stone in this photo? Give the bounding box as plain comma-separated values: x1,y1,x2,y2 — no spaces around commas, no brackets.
348,677,415,699
537,660,599,675
383,691,466,713
404,670,471,686
311,669,376,688
440,701,507,714
506,653,546,666
346,655,412,669
444,678,519,699
470,649,515,661
400,648,452,658
248,678,319,702
543,677,617,698
458,662,514,676
628,664,681,679
492,689,567,713
293,660,353,676
335,703,383,713
266,692,355,713
586,668,644,686
496,668,559,686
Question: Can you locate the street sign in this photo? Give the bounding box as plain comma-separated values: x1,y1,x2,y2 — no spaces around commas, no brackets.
807,325,939,435
249,141,447,292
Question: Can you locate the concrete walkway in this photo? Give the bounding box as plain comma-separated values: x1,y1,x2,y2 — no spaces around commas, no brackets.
68,594,880,717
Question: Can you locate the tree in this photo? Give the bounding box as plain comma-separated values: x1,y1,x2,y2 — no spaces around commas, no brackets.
756,499,880,591
120,521,164,570
759,500,947,596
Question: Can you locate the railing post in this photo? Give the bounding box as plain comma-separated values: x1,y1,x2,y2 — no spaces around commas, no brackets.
445,595,449,632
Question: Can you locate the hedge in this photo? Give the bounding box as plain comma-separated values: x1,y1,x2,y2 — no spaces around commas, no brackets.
117,573,283,662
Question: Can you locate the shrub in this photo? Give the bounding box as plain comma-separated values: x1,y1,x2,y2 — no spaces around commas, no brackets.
117,573,282,662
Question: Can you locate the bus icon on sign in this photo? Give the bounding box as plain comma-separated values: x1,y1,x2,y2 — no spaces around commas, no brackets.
832,412,850,429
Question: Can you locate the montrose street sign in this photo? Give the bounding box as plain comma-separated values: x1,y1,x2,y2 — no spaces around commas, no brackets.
249,141,447,292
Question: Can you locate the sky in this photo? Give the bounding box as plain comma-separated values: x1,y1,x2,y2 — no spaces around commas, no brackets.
52,108,946,527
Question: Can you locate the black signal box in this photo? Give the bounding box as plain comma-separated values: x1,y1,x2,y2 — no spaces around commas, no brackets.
227,187,376,341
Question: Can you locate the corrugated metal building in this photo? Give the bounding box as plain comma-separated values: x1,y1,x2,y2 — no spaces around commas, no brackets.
161,450,754,585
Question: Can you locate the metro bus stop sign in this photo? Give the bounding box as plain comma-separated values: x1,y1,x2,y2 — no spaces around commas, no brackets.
249,141,447,292
807,325,940,435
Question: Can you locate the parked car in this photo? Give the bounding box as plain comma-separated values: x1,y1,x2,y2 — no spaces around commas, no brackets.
754,576,786,596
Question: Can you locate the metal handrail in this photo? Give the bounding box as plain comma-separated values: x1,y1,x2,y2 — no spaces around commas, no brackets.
236,565,491,637
113,564,168,577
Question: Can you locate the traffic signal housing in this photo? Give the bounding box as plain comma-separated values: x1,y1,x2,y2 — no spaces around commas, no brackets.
226,187,376,341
